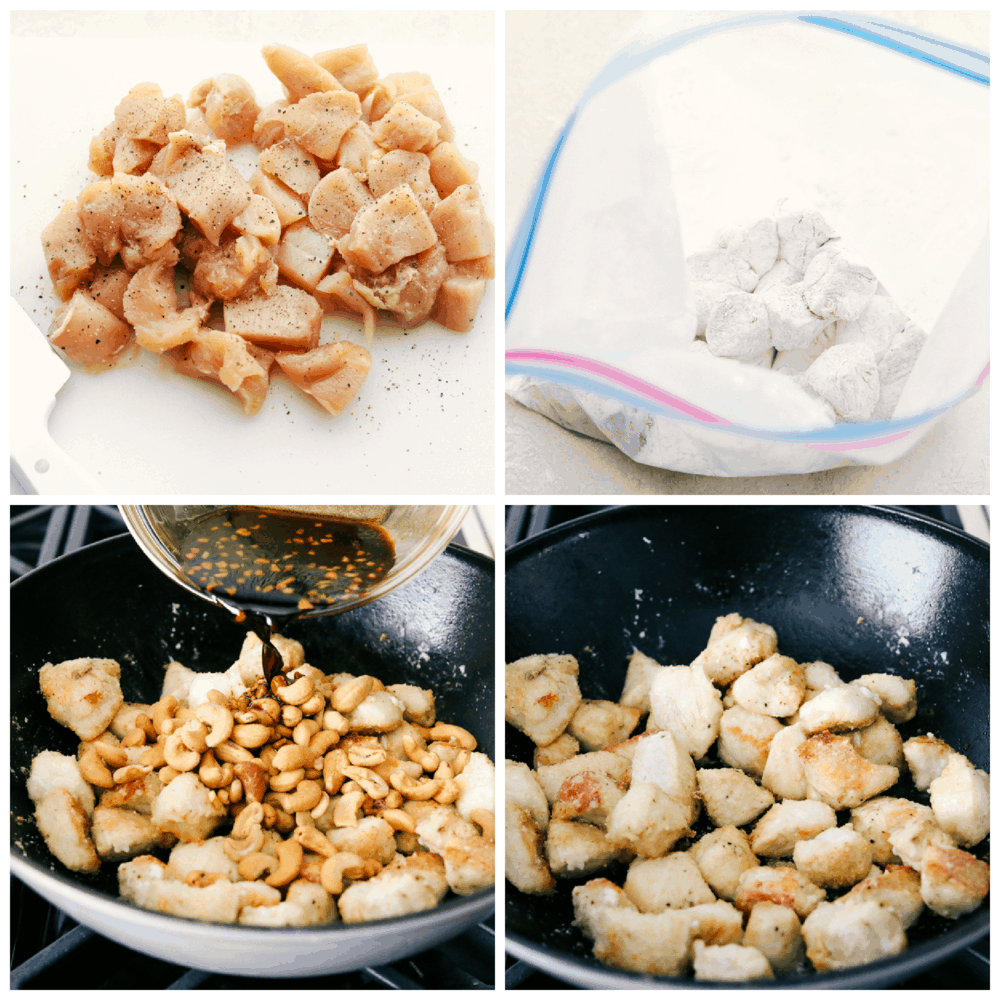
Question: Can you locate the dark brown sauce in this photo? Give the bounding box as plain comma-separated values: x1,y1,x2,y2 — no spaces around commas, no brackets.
176,508,395,685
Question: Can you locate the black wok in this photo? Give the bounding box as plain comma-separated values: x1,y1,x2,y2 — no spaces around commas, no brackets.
11,532,494,976
505,505,988,989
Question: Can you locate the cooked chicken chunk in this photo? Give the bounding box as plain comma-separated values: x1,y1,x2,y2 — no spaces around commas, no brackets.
802,899,906,970
330,816,397,864
385,683,435,727
919,844,990,918
792,824,873,888
167,836,240,883
680,900,745,946
797,684,881,735
623,853,716,912
586,907,694,977
850,796,936,865
761,722,807,800
99,770,163,815
27,749,95,815
842,864,924,928
648,664,723,759
533,732,580,768
605,781,694,858
928,754,989,847
735,866,826,919
505,653,582,748
851,673,916,724
551,770,625,828
505,803,556,894
689,826,759,902
693,941,774,981
91,806,175,861
717,706,784,779
848,714,904,768
731,654,806,718
697,767,774,828
38,657,123,741
617,650,665,714
691,616,778,686
454,751,494,822
535,750,630,804
150,772,226,842
338,853,450,922
797,732,898,809
566,699,642,752
572,878,637,938
33,789,101,872
546,819,628,878
440,836,494,896
239,879,337,926
750,800,837,857
803,661,844,691
743,901,805,974
902,733,955,791
885,815,955,871
631,731,697,823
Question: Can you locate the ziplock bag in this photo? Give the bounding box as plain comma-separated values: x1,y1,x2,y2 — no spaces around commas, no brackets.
505,12,989,477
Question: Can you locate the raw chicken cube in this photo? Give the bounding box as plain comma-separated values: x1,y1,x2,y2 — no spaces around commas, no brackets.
114,82,185,144
427,141,479,198
750,800,837,857
192,233,277,301
798,732,899,809
88,263,132,320
334,121,377,178
505,652,582,748
429,183,494,263
429,275,487,333
919,844,990,918
39,657,123,741
697,768,774,828
224,285,322,351
689,826,758,902
314,270,377,344
312,44,379,98
351,243,450,327
623,853,715,912
274,220,335,292
693,941,773,981
260,43,346,103
802,899,905,970
743,901,805,974
41,201,97,299
370,72,435,121
249,168,308,227
49,289,133,367
274,341,372,416
258,138,321,198
309,166,376,243
368,149,440,213
648,663,723,759
505,803,556,895
792,825,873,888
566,699,642,752
189,73,261,145
276,89,361,161
252,99,289,149
170,329,274,416
371,100,440,151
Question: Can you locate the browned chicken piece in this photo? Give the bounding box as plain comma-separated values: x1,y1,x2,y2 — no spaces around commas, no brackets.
123,259,208,352
281,89,362,161
188,73,261,145
89,121,119,176
369,72,435,121
429,184,495,262
258,138,321,199
223,285,322,351
734,866,826,920
506,803,556,894
546,819,629,878
308,167,375,242
114,82,185,144
693,616,778,686
274,220,335,292
248,169,307,227
313,271,377,345
371,101,440,152
368,149,440,213
112,137,159,175
802,899,906,971
551,770,627,828
252,99,289,148
88,263,132,320
902,734,954,791
850,796,936,865
161,142,252,245
798,732,899,810
274,340,372,416
842,864,924,928
566,699,642,753
49,289,133,366
34,789,101,873
427,141,479,198
919,844,989,918
41,201,97,300
262,44,346,102
170,329,274,415
231,193,281,245
334,121,377,179
39,657,123,741
192,233,277,301
338,184,438,274
313,44,379,98
351,243,449,327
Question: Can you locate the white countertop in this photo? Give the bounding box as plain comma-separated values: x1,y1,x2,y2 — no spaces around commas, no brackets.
505,11,989,495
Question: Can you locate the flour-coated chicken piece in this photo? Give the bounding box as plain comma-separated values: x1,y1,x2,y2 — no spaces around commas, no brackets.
239,878,338,926
623,853,715,912
338,852,449,922
150,772,227,843
798,732,898,809
108,702,154,740
841,864,924,928
441,835,494,896
551,770,626,829
648,664,723,759
228,630,304,686
99,769,162,815
928,754,989,848
886,816,955,871
902,733,954,791
750,800,837,857
167,836,240,883
851,674,916,724
697,767,774,828
27,750,95,816
91,806,175,861
33,789,101,872
630,731,697,823
533,733,580,768
689,826,759,902
802,899,905,970
693,941,774,981
185,671,234,709
505,653,582,747
680,900,745,946
546,819,629,878
691,617,778,686
330,816,398,864
455,751,494,822
735,866,826,919
505,760,550,832
919,844,990,918
586,907,694,977
743,901,805,974
796,684,880,734
792,824,872,888
536,751,630,804
505,803,556,894
803,661,844,691
567,699,642,752
605,730,662,762
848,714,904,769
346,691,404,733
605,781,694,858
717,707,784,780
161,660,198,704
572,878,636,938
386,683,436,727
761,722,807,800
850,797,936,865
731,654,806,718
618,650,666,714
411,805,478,851
38,657,123,741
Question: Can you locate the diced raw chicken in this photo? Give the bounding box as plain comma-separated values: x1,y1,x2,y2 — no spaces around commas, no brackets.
427,141,479,198
112,137,159,175
223,285,322,351
369,72,435,121
314,270,377,344
351,243,450,327
395,88,455,142
308,167,376,242
41,201,97,299
798,732,899,810
436,264,491,312
252,99,289,148
89,121,119,176
170,329,274,415
146,128,212,176
429,183,494,262
193,233,277,301
371,100,440,151
161,143,252,245
249,169,308,227
88,263,131,320
274,220,335,292
261,44,346,103
49,289,133,366
184,106,215,144
312,44,379,98
338,184,438,274
188,73,261,145
274,340,372,415
113,82,185,144
802,899,906,970
231,193,281,245
281,89,362,161
334,121,377,179
368,149,440,212
258,138,321,198
123,259,208,352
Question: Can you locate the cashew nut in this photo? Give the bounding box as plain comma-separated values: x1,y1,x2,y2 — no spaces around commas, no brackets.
158,765,181,786
292,825,337,857
323,749,349,796
470,808,495,841
276,779,323,814
362,859,383,879
179,719,209,754
342,766,389,800
113,764,153,784
270,768,306,793
265,840,304,887
384,790,404,810
272,744,316,772
139,741,167,769
230,777,243,803
214,739,255,764
252,698,282,725
382,809,417,833
320,852,366,895
223,825,265,860
193,703,234,749
164,733,201,772
134,713,157,741
333,789,366,828
427,723,477,750
231,723,272,748
331,675,373,714
152,695,178,735
261,802,278,828
300,692,326,716
310,791,330,819
433,762,460,805
277,676,315,706
389,771,443,801
198,751,234,790
452,749,471,775
89,741,129,769
121,728,146,748
323,709,351,735
309,730,341,755
293,719,321,746
238,852,279,881
79,748,114,788
281,704,303,727
402,734,440,773
206,688,230,706
233,761,268,802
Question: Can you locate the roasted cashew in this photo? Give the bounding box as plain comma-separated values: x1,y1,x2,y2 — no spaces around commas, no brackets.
331,675,373,714
175,706,198,725
276,779,324,814
320,852,366,895
333,789,366,828
427,723,477,751
261,802,278,829
231,723,272,748
300,692,326,716
206,688,230,706
323,749,350,796
121,728,146,748
452,749,471,775
384,789,404,810
309,730,341,755
402,734,440,773
113,764,153,784
199,751,234,790
382,809,416,833
233,761,268,802
195,703,234,748
159,718,181,736
322,709,351,735
281,704,303,727
277,676,315,706
90,741,129,769
233,710,258,725
164,733,201,772
470,808,495,841
310,791,330,818
179,719,209,754
433,762,460,805
217,789,231,805
224,825,265,860
233,801,265,839
139,741,167,769
158,765,181,786
134,713,157,741
273,744,316,772
238,852,279,881
270,767,305,792
272,808,296,834
214,739,255,764
389,771,443,801
229,777,243,803
265,840,304,887
79,748,114,788
293,719,321,746
251,698,282,725
342,766,389,799
152,695,178,735
292,825,337,857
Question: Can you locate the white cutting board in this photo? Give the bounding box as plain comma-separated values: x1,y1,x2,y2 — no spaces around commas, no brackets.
11,20,495,494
